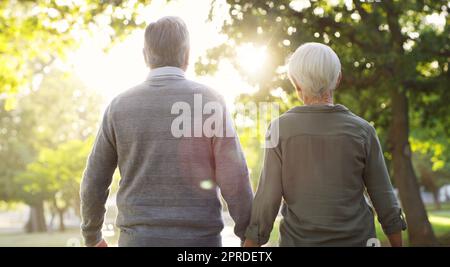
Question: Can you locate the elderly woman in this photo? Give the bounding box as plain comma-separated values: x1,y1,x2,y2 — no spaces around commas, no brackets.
244,42,406,247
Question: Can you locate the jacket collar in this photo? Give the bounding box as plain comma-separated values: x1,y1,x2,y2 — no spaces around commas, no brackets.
287,104,349,113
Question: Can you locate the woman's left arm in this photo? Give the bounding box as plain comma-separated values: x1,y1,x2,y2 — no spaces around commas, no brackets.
363,125,407,240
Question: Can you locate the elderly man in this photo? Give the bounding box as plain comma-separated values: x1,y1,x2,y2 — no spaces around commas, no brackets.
80,16,253,247
244,42,407,247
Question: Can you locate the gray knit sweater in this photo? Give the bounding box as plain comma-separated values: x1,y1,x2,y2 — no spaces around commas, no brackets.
80,67,253,247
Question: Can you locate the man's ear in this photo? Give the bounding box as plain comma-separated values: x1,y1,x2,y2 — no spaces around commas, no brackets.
143,48,149,67
182,48,190,71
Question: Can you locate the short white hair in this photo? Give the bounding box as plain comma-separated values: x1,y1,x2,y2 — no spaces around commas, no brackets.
288,42,341,97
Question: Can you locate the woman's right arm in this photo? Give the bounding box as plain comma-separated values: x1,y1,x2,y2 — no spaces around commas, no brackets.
244,125,283,247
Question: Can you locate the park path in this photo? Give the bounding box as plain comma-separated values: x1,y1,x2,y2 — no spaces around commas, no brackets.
221,212,241,247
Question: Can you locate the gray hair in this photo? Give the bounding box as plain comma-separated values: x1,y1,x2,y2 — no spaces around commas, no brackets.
144,16,190,69
288,42,341,97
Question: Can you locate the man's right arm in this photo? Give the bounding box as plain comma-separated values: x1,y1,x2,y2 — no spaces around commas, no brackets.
80,105,118,247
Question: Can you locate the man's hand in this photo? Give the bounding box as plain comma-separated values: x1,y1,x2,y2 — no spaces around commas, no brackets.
387,232,403,247
243,239,260,247
94,239,108,247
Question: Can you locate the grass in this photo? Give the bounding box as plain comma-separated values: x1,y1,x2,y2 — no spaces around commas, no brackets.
0,229,85,247
0,228,122,247
373,212,450,246
426,202,450,212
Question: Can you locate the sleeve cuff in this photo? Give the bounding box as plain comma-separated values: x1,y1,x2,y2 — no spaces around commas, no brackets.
82,230,103,247
382,209,407,235
245,225,270,246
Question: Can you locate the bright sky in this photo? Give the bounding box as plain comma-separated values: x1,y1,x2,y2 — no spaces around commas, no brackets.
67,0,447,109
69,0,264,108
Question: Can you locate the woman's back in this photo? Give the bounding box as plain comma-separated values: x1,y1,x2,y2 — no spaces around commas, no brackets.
245,104,406,246
277,104,376,246
244,42,406,248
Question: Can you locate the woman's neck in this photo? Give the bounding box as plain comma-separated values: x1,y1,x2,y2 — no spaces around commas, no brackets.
302,91,334,106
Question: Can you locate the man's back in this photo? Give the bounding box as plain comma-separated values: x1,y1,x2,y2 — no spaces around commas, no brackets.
81,67,253,247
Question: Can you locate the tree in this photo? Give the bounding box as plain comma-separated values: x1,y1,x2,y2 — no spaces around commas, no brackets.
203,0,449,245
0,0,158,231
0,97,36,209
0,0,152,108
411,138,450,210
410,95,450,211
0,69,101,232
15,139,93,232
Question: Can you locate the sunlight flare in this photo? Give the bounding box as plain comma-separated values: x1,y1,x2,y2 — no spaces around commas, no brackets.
236,43,268,75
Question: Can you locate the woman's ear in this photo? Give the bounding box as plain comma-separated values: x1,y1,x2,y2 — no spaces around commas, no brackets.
293,79,302,94
289,76,299,91
336,71,342,89
290,77,303,102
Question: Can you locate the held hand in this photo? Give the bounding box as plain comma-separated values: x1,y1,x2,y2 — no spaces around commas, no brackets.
94,239,108,247
243,239,260,247
387,232,403,247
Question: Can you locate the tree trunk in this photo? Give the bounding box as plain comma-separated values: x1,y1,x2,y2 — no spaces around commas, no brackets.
25,201,47,233
390,88,437,246
73,193,81,218
419,168,441,211
48,211,55,231
51,195,67,232
58,209,65,232
432,190,441,211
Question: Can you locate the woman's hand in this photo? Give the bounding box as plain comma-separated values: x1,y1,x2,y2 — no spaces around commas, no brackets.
94,239,108,247
387,232,403,247
243,239,260,247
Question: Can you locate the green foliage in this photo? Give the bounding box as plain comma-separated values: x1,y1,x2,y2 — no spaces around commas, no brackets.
411,137,450,193
202,0,449,186
15,138,93,207
0,69,101,207
0,99,36,201
19,69,102,149
411,138,447,172
0,0,152,105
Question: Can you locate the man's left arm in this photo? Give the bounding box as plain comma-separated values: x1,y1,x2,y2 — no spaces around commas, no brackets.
80,104,118,247
212,99,253,243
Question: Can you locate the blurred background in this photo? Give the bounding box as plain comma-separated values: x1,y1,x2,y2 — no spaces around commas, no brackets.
0,0,449,246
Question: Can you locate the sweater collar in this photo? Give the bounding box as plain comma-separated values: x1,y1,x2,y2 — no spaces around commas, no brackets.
146,66,185,81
